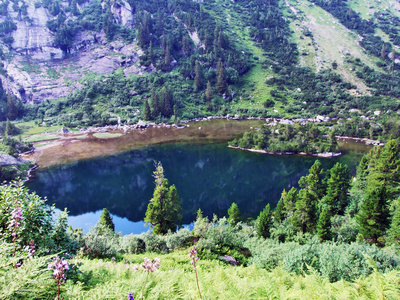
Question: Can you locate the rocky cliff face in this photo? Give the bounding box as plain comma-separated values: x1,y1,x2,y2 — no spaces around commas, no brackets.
0,0,146,104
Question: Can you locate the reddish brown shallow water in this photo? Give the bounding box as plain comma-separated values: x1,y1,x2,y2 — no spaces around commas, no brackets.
27,119,267,168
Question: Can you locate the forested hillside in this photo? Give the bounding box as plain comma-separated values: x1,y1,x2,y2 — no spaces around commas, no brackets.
0,0,398,129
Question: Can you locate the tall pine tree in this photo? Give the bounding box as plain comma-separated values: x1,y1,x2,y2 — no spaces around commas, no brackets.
194,60,203,91
367,139,400,200
99,208,115,231
143,99,151,121
320,163,350,215
317,208,331,241
144,162,182,235
160,86,173,118
284,187,298,218
388,200,400,243
292,188,317,233
256,204,272,239
216,59,227,95
274,196,285,224
205,81,213,102
150,88,161,119
227,202,241,227
356,185,390,243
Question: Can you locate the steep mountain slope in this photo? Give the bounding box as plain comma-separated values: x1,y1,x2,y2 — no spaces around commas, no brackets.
0,0,399,127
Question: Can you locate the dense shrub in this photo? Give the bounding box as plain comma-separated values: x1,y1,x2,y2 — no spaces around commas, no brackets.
0,182,76,254
80,225,120,258
246,236,400,283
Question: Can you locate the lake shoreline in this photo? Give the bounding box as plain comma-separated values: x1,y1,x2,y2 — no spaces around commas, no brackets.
227,145,342,157
19,117,381,170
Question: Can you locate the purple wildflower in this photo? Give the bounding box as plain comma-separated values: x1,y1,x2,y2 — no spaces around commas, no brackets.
142,257,160,273
8,205,23,236
189,246,202,299
47,256,69,300
141,258,161,299
28,240,36,259
8,202,23,256
127,292,134,300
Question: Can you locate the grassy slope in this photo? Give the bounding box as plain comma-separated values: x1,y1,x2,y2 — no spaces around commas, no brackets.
286,0,382,94
207,0,283,115
58,249,400,299
349,0,400,47
349,0,400,19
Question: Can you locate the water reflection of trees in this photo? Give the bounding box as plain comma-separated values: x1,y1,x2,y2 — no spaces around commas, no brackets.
27,144,356,225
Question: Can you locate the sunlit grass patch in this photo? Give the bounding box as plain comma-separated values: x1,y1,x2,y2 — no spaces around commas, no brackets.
93,132,123,139
25,134,60,143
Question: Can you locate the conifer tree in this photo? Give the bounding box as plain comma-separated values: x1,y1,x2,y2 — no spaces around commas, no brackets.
388,200,400,243
381,44,387,59
205,81,213,102
317,208,331,241
194,60,203,91
182,35,191,57
274,196,285,224
320,163,350,215
356,185,390,243
99,208,115,231
156,8,164,36
196,208,203,221
150,89,161,119
292,189,317,233
217,30,225,50
355,155,369,189
284,187,298,217
227,202,241,227
256,204,272,239
160,86,173,118
149,41,155,66
144,162,182,235
7,95,18,120
216,59,227,95
367,139,400,200
298,160,324,200
143,99,151,121
164,47,172,68
328,130,338,152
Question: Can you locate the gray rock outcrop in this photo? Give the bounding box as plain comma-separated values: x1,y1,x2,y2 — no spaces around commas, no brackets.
0,0,146,104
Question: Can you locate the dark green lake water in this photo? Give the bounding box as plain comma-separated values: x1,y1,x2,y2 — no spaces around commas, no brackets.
26,141,370,234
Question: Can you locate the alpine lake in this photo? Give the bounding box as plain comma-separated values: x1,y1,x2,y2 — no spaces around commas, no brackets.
26,119,372,234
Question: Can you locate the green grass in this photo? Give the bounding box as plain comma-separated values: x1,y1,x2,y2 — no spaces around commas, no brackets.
15,121,63,139
34,142,53,148
24,134,60,143
222,6,279,113
349,0,400,20
286,0,382,94
93,132,123,139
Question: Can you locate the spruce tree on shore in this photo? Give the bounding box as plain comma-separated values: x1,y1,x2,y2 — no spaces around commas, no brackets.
99,208,115,231
228,202,241,227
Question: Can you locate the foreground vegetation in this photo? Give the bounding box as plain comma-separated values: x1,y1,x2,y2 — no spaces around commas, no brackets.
1,138,400,299
2,243,400,299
